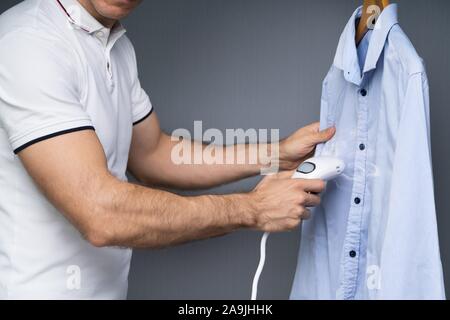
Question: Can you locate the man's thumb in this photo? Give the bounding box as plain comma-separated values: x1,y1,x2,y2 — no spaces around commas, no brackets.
315,127,336,143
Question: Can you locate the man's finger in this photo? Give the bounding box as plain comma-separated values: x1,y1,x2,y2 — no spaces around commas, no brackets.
305,122,321,132
301,209,312,220
299,179,326,193
311,127,336,144
303,193,321,207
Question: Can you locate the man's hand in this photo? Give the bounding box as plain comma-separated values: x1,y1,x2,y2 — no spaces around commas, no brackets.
278,122,336,171
245,171,326,233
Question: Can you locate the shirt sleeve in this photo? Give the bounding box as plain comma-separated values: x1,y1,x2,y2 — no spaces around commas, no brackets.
378,72,446,299
0,30,94,154
127,40,153,126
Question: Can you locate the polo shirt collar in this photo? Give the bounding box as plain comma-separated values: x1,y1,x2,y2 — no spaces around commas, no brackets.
56,0,126,45
333,4,399,86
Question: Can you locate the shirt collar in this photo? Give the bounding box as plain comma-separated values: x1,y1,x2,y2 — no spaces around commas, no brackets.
56,0,126,45
333,4,399,85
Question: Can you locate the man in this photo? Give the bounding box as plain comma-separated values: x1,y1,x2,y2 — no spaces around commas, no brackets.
0,0,335,299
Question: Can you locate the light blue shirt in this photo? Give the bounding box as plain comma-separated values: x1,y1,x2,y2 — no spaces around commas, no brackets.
291,4,445,300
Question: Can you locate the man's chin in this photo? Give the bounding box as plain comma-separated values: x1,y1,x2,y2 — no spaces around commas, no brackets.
95,0,142,20
108,0,142,11
97,8,132,21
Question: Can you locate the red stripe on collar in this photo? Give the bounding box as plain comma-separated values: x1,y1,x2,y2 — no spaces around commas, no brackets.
55,0,91,33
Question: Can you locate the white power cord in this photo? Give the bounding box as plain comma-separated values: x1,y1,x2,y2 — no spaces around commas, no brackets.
250,157,345,300
251,232,270,300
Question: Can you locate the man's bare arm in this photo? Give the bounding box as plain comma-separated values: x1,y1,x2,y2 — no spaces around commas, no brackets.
128,113,335,190
18,130,325,249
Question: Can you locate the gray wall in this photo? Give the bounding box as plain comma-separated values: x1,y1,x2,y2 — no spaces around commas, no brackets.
1,0,450,299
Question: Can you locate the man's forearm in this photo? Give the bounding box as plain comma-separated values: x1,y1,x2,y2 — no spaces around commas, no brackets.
134,134,276,190
86,176,254,248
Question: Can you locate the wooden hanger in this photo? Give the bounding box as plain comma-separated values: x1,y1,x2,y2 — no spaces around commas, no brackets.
355,0,390,44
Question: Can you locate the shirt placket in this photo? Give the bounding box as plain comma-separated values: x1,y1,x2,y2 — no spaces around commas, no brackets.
105,45,114,89
339,80,370,300
94,29,115,90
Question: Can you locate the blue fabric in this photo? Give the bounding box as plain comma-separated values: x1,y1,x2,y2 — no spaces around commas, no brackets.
357,30,372,74
290,4,445,300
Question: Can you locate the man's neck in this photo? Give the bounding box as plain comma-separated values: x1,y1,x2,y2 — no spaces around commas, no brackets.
77,0,117,29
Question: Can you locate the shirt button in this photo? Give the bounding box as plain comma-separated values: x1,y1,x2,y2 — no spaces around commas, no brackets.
360,89,368,97
359,143,366,151
349,251,357,258
354,197,361,205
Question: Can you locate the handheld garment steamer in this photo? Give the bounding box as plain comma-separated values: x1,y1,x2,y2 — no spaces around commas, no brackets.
251,156,345,300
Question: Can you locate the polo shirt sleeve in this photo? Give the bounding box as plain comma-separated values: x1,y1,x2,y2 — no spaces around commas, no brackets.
131,76,153,126
127,42,153,126
0,30,94,154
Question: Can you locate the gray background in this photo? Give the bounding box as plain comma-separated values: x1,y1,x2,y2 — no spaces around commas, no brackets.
1,0,450,299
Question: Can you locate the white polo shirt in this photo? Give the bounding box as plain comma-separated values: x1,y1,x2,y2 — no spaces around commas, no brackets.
0,0,153,299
